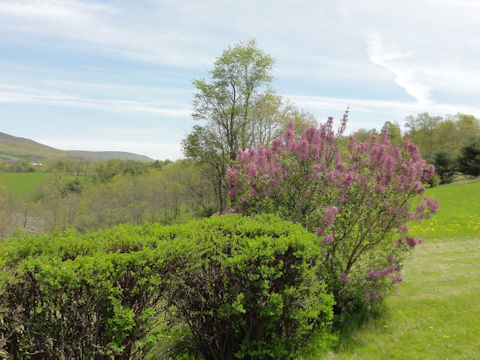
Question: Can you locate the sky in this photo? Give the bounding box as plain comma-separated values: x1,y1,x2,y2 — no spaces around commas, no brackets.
0,0,479,160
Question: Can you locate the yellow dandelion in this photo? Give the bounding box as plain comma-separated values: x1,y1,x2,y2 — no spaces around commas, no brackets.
384,325,388,328
442,335,449,339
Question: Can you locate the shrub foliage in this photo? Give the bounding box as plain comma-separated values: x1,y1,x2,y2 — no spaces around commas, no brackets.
163,214,334,359
0,215,332,359
0,115,441,358
0,225,190,359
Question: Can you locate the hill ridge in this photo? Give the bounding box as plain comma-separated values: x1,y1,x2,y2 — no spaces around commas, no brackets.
0,131,154,162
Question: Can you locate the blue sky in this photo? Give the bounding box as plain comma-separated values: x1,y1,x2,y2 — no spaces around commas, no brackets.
1,0,479,160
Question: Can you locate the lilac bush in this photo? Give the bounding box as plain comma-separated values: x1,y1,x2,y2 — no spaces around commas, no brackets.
227,115,438,314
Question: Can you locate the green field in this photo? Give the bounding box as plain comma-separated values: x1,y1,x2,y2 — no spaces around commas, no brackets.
410,181,480,240
308,180,480,359
0,172,86,196
1,172,51,196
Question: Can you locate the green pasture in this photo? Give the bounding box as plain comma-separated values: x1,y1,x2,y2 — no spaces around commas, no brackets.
0,172,86,197
1,172,51,196
308,180,480,359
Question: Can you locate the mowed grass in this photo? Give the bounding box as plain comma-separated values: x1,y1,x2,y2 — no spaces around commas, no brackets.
1,172,51,196
410,180,480,240
307,180,480,360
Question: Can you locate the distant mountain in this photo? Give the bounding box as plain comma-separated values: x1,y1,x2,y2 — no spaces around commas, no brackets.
66,150,153,162
0,132,154,162
0,132,65,160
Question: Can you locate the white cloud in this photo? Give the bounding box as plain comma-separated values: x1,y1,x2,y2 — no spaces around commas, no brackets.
0,83,190,117
0,0,212,67
0,0,111,19
425,0,480,8
367,36,432,105
2,0,479,95
45,80,192,98
93,127,158,136
1,0,480,160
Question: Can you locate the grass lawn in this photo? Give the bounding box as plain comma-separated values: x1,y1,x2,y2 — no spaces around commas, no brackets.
410,180,480,240
307,180,480,359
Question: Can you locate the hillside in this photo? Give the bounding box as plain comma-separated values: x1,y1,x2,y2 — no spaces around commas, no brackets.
66,150,153,162
0,132,65,160
0,131,154,162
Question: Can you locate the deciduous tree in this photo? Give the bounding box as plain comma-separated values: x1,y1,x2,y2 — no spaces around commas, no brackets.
183,39,275,210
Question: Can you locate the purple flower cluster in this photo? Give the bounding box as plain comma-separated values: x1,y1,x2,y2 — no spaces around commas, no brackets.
322,233,334,245
367,265,399,280
215,208,237,216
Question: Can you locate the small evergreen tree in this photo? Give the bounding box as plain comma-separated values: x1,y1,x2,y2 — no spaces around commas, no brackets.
432,150,456,184
458,136,480,177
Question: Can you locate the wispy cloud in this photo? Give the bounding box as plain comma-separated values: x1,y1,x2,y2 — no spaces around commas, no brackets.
1,0,479,159
367,36,432,105
0,83,190,117
0,0,212,67
0,0,112,19
425,0,480,8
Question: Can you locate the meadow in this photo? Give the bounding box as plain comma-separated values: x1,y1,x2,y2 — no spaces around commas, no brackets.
1,172,85,197
1,172,51,196
310,180,480,359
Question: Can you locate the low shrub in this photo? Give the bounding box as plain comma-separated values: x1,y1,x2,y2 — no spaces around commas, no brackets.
0,225,193,359
163,214,334,359
0,215,333,359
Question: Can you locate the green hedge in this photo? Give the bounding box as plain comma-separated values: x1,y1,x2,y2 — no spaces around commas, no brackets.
0,214,333,359
0,226,192,359
161,214,334,359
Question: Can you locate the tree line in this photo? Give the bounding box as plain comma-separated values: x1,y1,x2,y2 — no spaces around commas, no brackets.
182,38,479,208
353,113,480,184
